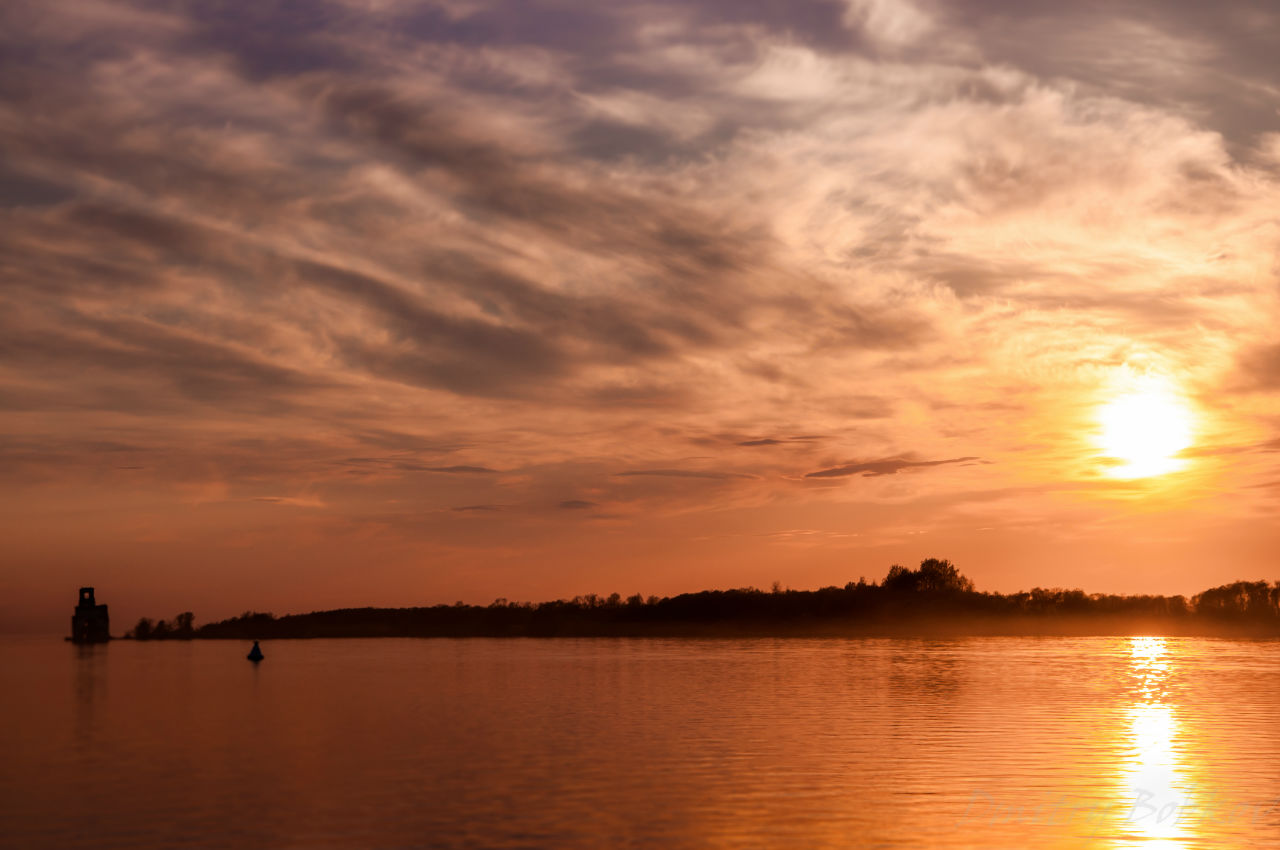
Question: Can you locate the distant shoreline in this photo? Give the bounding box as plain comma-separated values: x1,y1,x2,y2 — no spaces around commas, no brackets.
120,618,1280,640
119,559,1280,642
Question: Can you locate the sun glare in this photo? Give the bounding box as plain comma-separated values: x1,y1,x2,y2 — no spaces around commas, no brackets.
1096,379,1194,479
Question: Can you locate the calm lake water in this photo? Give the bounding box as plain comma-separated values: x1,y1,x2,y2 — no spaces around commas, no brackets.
3,636,1279,848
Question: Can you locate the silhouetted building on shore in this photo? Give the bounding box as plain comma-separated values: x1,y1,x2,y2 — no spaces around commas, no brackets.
71,587,110,643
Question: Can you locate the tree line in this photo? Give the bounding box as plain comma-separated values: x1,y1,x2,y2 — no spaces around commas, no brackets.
128,611,195,640
126,559,1280,639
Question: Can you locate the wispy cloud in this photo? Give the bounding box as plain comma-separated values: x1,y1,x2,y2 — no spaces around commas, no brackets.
616,469,758,480
806,457,982,479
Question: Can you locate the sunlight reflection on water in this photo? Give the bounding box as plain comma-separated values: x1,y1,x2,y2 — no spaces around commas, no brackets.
1114,637,1191,848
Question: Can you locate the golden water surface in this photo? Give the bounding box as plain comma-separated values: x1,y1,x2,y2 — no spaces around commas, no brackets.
2,636,1278,848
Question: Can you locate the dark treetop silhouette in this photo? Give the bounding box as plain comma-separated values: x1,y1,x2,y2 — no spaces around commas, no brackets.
124,559,1280,640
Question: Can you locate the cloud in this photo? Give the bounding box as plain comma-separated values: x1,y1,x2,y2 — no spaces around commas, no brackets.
0,306,331,411
843,0,933,48
1236,343,1280,391
1180,437,1280,458
616,469,758,480
932,0,1280,147
337,459,498,475
738,435,826,446
253,495,326,507
806,457,981,478
559,499,596,509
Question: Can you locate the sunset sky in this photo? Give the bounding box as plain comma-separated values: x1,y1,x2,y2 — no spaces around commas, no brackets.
2,0,1278,632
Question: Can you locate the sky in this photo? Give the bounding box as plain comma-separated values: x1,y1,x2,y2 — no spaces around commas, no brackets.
2,0,1278,632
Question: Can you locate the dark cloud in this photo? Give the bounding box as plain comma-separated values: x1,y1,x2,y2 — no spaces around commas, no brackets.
310,79,773,308
174,0,366,81
295,259,570,397
1237,343,1280,390
389,0,865,72
395,2,625,55
65,203,213,256
337,458,496,474
559,499,596,509
0,309,329,409
616,469,757,480
738,435,826,447
806,456,981,478
348,429,465,454
0,163,77,208
422,251,704,361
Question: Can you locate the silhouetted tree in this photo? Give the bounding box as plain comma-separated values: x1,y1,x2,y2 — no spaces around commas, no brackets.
130,617,153,640
1194,580,1278,619
172,611,195,638
883,564,915,591
883,559,974,594
915,558,975,593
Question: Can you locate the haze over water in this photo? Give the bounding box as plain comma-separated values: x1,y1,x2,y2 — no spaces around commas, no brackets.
4,636,1279,848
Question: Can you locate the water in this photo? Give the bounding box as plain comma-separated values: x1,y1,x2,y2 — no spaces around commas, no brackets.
2,636,1279,848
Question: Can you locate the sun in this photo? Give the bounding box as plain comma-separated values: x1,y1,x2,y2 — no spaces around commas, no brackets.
1096,379,1194,479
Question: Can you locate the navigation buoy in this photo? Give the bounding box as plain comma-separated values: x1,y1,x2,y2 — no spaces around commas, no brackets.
247,641,264,662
